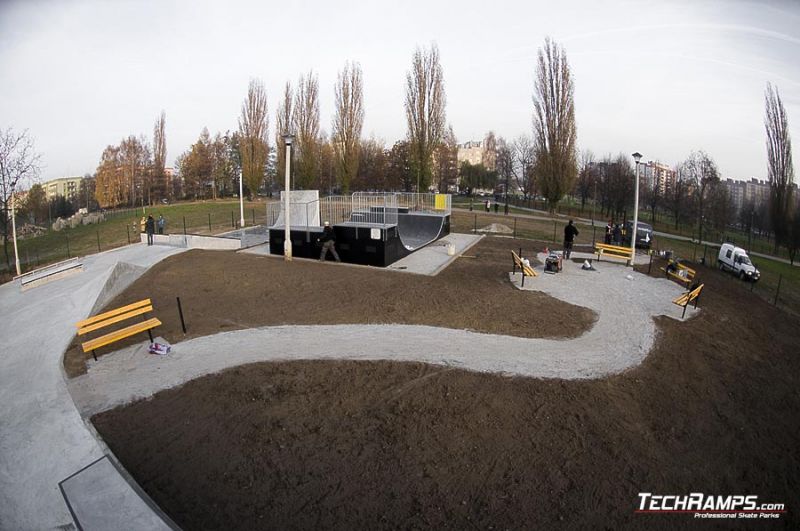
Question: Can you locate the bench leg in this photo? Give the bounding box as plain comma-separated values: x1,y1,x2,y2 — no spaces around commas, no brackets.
147,329,154,342
521,273,525,288
682,304,688,319
91,350,97,361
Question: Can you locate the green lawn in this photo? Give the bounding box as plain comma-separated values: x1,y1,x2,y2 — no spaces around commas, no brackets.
1,199,275,279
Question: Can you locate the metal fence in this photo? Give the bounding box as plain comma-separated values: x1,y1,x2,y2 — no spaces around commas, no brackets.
267,192,452,229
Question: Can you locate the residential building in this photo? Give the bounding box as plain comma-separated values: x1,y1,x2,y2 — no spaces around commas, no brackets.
640,161,676,196
457,140,483,167
43,176,82,201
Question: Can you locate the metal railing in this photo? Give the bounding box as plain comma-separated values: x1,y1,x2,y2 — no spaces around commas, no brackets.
267,192,452,229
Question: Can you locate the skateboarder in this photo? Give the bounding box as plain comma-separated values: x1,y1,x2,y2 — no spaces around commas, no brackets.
563,220,579,259
318,221,341,262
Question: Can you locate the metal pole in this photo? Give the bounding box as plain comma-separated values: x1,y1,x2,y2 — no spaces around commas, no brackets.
65,233,70,258
239,169,245,228
183,216,186,235
774,274,782,306
208,213,211,232
176,296,187,334
513,217,517,239
96,230,101,253
10,189,21,275
126,223,131,244
552,220,556,243
283,135,294,261
631,159,640,267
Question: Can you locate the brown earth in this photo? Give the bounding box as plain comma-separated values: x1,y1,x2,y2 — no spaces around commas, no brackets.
64,237,595,377
91,248,800,530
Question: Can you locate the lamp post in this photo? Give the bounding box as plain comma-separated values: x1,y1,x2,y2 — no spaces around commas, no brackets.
283,134,294,261
631,152,642,267
11,188,21,276
238,168,245,228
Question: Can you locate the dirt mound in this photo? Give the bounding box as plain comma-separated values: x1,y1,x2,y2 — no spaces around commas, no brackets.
92,253,800,529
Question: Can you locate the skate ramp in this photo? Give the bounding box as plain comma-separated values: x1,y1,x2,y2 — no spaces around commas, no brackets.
271,190,320,228
398,213,446,251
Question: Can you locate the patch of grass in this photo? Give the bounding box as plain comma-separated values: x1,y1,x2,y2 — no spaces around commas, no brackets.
1,199,274,278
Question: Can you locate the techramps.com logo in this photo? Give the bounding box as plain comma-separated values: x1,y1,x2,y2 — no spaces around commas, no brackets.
635,492,786,520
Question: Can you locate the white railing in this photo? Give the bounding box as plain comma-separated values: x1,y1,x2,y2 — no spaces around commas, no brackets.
267,192,451,229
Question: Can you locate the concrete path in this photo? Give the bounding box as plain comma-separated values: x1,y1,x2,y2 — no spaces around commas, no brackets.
68,258,696,418
0,243,184,530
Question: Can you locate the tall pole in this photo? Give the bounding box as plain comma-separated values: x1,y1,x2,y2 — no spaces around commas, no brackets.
283,134,294,261
11,188,21,276
631,152,642,267
238,168,245,228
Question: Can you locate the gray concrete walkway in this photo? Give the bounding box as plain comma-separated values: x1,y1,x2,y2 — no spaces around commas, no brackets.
0,243,184,530
68,258,696,419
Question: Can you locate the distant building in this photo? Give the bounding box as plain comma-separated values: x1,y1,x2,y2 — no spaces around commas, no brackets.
457,140,483,167
43,176,83,202
723,177,772,213
640,161,676,196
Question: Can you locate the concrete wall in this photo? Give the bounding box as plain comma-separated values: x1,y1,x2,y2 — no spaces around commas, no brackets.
140,233,241,250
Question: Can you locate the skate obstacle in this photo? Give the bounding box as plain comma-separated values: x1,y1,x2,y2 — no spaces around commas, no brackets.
267,192,451,267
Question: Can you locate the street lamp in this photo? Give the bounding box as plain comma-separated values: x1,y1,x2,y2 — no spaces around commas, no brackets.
631,152,642,267
238,168,245,229
282,134,294,261
11,187,21,276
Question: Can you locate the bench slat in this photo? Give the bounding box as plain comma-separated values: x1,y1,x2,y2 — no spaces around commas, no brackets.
81,317,162,353
77,306,154,335
76,299,152,329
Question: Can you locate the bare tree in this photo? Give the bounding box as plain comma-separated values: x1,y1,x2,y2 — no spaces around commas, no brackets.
512,135,535,199
294,72,321,190
0,128,40,269
332,62,364,194
120,135,151,208
152,111,167,202
682,150,719,244
532,37,578,211
576,149,595,211
765,82,795,251
495,137,514,201
238,78,269,199
405,43,446,192
432,125,459,193
275,82,293,186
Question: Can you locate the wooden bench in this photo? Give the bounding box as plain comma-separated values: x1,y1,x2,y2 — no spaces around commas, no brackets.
672,283,704,318
75,298,161,361
594,243,634,265
660,259,696,286
511,250,537,287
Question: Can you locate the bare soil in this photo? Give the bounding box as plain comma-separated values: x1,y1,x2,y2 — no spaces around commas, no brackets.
89,246,800,529
64,238,594,377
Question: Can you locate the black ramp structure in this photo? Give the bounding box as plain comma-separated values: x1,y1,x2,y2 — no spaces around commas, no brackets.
397,212,446,250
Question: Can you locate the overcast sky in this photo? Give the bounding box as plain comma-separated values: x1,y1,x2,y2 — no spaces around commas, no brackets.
1,0,799,184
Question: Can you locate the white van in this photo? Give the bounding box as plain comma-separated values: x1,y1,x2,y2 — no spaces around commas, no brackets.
717,243,760,282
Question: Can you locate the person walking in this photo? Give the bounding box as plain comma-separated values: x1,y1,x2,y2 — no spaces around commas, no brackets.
145,215,155,246
157,214,165,235
318,221,341,262
563,219,579,259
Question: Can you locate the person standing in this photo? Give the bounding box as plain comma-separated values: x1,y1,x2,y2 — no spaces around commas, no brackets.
612,223,622,245
563,219,579,259
604,220,613,244
157,214,165,235
318,221,341,262
145,215,155,246
485,199,491,212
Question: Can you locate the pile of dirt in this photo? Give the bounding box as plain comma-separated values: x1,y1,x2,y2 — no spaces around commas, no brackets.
92,248,800,529
64,237,594,377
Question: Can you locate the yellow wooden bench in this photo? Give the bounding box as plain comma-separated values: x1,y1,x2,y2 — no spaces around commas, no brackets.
511,250,537,287
594,243,634,265
75,298,161,361
672,283,704,318
660,259,696,286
